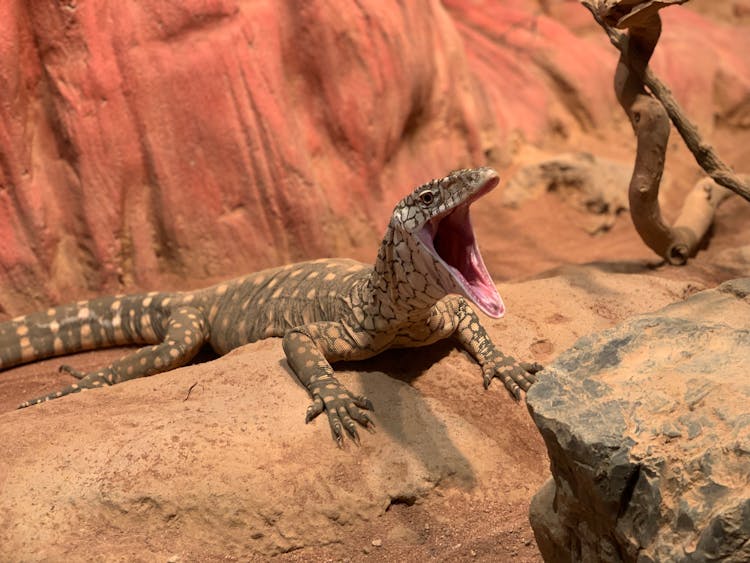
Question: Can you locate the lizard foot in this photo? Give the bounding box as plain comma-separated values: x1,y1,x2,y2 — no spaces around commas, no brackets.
305,377,375,447
482,356,542,400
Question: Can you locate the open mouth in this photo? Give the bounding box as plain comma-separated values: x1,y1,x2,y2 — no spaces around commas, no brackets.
417,176,505,318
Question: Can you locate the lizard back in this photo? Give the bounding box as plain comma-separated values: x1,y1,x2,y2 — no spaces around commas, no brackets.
191,258,373,354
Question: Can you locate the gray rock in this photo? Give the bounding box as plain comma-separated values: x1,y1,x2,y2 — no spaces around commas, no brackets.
527,278,750,562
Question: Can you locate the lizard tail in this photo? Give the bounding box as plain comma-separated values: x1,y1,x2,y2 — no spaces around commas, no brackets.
0,293,174,371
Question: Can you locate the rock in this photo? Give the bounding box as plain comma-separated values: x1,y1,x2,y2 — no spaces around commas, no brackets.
2,1,749,313
0,336,536,560
443,1,750,151
0,267,701,560
527,278,750,562
0,0,488,310
502,152,630,234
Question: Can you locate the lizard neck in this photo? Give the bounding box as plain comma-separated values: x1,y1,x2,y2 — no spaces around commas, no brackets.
362,219,444,321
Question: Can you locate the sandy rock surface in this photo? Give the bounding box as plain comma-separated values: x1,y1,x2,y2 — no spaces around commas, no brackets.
502,152,630,235
0,269,700,562
528,279,750,562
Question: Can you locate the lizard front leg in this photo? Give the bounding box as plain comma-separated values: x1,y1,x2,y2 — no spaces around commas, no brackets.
282,322,375,446
447,297,541,399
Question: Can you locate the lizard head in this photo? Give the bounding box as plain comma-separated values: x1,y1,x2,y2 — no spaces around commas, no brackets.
391,167,505,318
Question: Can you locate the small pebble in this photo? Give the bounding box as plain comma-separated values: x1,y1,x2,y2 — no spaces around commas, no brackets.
371,539,382,547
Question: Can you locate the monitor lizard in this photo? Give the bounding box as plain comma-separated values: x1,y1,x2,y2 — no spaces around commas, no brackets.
1,167,540,445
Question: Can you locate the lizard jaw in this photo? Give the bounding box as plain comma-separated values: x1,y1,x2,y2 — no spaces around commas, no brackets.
417,177,505,318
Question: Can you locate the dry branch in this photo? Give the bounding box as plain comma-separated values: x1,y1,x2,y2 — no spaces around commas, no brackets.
582,0,750,202
581,0,749,264
672,178,736,258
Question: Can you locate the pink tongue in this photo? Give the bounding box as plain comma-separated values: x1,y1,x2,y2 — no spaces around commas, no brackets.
475,283,505,318
434,208,505,318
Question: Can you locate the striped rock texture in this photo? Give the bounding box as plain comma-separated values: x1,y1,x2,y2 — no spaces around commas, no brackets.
1,1,749,313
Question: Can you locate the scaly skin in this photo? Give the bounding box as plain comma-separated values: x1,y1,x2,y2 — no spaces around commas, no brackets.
1,168,540,445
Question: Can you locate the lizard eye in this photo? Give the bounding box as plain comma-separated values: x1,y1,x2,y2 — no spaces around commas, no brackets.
418,190,435,205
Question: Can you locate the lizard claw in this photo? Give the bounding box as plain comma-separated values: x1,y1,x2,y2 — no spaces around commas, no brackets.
352,394,374,412
306,378,375,445
483,356,541,399
520,361,544,380
305,396,325,423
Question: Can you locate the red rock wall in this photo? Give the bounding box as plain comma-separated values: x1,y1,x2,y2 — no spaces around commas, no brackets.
1,0,493,310
1,0,748,312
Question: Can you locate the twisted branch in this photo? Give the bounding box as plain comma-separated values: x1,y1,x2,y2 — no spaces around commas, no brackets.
581,0,749,264
582,1,750,202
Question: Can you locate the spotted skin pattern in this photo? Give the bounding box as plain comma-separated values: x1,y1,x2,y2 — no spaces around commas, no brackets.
2,168,539,446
